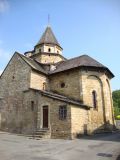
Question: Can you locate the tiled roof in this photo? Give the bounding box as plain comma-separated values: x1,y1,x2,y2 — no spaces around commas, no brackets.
36,26,62,49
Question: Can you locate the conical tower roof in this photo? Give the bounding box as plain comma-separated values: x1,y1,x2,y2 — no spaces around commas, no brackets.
36,26,62,49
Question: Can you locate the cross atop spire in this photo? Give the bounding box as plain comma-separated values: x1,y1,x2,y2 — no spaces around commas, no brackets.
48,14,50,26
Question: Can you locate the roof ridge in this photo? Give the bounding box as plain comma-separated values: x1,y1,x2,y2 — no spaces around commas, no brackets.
49,54,114,78
17,52,48,74
64,54,88,62
56,54,106,67
54,54,90,66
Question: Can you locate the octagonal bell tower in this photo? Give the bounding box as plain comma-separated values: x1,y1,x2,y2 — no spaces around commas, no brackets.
35,26,63,55
25,26,65,64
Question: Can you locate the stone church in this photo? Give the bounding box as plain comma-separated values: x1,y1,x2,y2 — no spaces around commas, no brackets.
0,26,115,139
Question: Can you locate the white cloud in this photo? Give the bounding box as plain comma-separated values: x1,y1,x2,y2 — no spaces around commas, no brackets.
0,0,9,13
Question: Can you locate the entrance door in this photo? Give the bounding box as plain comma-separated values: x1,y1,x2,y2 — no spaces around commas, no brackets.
43,106,48,128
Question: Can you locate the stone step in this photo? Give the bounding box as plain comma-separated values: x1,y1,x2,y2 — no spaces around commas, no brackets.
31,129,50,139
35,132,49,135
35,130,49,133
35,129,50,134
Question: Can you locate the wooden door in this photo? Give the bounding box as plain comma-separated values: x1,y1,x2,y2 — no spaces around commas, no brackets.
43,106,48,128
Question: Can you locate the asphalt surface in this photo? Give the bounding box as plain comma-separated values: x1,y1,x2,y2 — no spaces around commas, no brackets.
0,131,120,160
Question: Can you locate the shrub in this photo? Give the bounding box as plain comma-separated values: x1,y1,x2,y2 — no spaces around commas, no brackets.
116,115,120,120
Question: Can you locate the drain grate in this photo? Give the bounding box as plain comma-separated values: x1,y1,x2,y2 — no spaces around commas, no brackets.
97,153,113,157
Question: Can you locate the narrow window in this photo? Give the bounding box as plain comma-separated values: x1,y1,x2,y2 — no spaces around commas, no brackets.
60,82,65,88
48,48,51,52
92,90,97,109
43,82,46,90
39,49,41,52
59,105,67,120
31,101,34,111
12,75,15,80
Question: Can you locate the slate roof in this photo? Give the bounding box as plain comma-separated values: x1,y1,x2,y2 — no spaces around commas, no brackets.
49,55,114,78
36,26,62,49
24,88,91,109
18,52,114,78
18,53,48,74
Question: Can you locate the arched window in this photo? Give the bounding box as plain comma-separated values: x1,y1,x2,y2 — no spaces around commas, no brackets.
31,101,35,111
48,48,51,52
43,82,46,90
92,90,97,109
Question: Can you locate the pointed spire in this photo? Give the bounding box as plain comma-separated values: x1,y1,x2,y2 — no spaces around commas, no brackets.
35,26,62,49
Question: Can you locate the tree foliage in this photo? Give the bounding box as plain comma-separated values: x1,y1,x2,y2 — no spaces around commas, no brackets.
112,90,120,117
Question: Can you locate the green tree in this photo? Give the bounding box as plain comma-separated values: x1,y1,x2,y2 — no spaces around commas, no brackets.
112,90,120,118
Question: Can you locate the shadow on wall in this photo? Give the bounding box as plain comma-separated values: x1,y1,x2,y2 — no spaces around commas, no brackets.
93,120,116,134
116,155,120,160
77,121,120,142
116,120,120,129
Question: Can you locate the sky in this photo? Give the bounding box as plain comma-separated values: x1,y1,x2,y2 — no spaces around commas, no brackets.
0,0,120,91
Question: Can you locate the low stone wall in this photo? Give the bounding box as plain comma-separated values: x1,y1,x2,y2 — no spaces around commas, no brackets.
116,120,120,129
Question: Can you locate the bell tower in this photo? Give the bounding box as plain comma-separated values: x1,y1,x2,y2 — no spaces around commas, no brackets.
24,26,65,64
34,26,63,55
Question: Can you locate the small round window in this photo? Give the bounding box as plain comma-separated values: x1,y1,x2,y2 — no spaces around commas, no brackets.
61,82,65,88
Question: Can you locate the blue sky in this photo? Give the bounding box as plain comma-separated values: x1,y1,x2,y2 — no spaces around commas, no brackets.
0,0,120,91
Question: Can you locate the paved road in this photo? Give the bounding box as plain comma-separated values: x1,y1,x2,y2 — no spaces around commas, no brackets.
0,131,120,160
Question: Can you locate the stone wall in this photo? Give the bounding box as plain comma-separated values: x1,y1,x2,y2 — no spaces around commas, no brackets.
116,120,120,129
34,53,64,64
37,94,72,139
35,44,62,54
22,90,92,139
71,106,88,138
49,69,80,101
0,53,31,132
102,78,114,124
80,69,114,133
0,53,30,97
22,90,38,134
30,70,49,91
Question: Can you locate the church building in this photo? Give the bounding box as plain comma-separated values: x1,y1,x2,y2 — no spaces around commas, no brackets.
0,26,115,139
